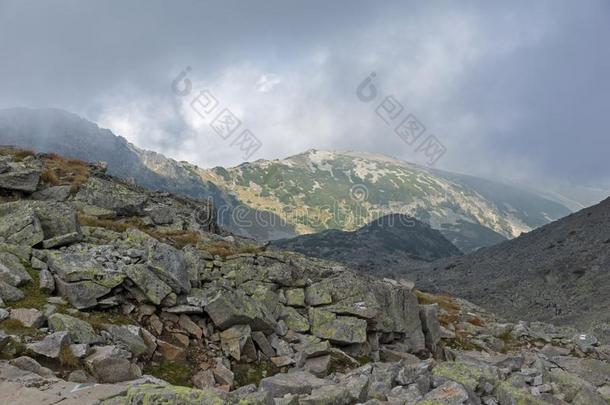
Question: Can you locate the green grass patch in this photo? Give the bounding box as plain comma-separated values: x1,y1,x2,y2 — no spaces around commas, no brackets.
143,360,195,387
0,318,44,339
9,266,51,310
78,310,135,331
233,361,278,387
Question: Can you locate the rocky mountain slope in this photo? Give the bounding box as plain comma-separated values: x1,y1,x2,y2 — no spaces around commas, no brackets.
0,108,573,251
1,147,609,404
273,214,462,277
410,196,610,339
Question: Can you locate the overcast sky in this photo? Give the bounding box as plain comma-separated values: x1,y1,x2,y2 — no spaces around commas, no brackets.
1,0,609,195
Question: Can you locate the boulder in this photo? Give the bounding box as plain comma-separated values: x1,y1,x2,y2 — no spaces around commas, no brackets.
42,232,81,249
304,355,332,378
48,313,102,344
31,185,72,202
26,331,70,358
419,304,441,353
271,356,295,367
104,325,148,357
0,252,32,287
28,201,81,242
204,288,276,333
251,331,276,358
551,356,610,387
387,385,422,404
421,381,470,404
309,308,367,344
9,308,45,328
212,362,235,387
280,306,310,333
48,251,124,308
192,369,216,389
9,356,54,378
305,282,333,306
47,251,124,288
495,380,550,405
285,288,305,307
432,361,499,393
157,339,186,361
146,241,190,294
85,345,142,383
69,343,89,358
54,277,115,309
179,314,203,339
220,324,251,361
0,280,25,301
123,264,172,305
0,202,44,246
39,269,55,294
0,154,41,192
259,371,328,398
299,384,353,405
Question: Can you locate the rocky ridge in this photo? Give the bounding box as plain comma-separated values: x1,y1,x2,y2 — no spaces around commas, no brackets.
0,147,608,404
272,213,462,278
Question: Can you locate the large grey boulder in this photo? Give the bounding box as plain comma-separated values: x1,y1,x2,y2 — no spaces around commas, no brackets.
9,308,46,328
54,277,115,309
420,304,442,353
551,356,610,387
0,201,81,248
309,308,367,344
0,279,24,301
9,356,54,378
0,202,44,246
31,185,72,202
47,251,124,308
0,252,32,287
0,154,41,192
146,240,190,294
85,345,142,383
123,264,172,305
47,251,124,285
220,324,251,361
29,201,81,244
204,288,277,333
103,325,148,358
259,371,328,398
48,313,102,344
39,269,55,294
26,331,70,359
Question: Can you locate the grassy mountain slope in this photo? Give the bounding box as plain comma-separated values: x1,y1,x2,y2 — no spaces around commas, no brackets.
201,149,571,251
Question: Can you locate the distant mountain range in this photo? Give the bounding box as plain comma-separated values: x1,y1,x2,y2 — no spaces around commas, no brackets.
0,107,573,251
273,213,462,276
410,196,610,338
202,148,572,251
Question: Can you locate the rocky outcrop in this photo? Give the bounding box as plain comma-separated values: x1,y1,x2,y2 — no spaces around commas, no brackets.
0,154,41,192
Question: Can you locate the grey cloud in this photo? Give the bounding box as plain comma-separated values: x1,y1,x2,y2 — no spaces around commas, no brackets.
0,0,608,195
